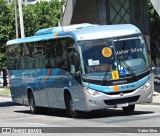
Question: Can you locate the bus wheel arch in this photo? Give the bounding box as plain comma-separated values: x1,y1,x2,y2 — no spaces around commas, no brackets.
64,90,79,118
27,88,39,114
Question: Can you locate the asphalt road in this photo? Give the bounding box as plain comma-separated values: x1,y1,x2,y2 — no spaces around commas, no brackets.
0,96,160,135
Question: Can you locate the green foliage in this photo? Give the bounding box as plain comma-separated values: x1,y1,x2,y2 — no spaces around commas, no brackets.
0,0,13,69
147,0,160,60
148,0,160,41
23,0,65,37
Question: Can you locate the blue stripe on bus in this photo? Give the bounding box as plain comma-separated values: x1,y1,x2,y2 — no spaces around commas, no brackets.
83,75,150,93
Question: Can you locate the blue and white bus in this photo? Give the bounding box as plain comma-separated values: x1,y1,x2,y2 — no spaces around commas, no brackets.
6,23,153,117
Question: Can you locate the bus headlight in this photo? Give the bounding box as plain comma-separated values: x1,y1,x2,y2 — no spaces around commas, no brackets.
84,87,102,96
140,79,152,90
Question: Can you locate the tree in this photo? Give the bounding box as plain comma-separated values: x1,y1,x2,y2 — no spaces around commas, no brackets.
148,0,160,41
23,0,65,37
148,0,160,64
0,0,13,69
0,0,15,86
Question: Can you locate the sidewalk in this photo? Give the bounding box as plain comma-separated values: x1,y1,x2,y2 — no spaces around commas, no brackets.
0,84,11,98
152,66,160,104
152,95,160,104
152,82,160,104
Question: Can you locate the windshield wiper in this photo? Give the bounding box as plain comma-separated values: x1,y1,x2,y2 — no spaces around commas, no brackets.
118,55,138,81
102,70,109,86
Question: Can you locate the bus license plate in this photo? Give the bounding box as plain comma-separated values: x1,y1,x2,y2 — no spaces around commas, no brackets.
117,103,128,108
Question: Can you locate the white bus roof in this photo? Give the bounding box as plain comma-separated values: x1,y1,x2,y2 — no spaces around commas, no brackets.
63,24,141,41
6,24,141,46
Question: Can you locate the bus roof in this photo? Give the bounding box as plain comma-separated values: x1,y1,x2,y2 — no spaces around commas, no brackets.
34,23,93,36
6,24,141,46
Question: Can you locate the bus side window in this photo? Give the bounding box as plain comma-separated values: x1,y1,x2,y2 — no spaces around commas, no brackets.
33,42,45,69
68,49,76,74
6,46,16,70
47,41,56,68
14,45,21,70
55,39,69,70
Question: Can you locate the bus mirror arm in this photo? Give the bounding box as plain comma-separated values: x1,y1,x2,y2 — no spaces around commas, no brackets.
74,66,82,84
68,47,79,56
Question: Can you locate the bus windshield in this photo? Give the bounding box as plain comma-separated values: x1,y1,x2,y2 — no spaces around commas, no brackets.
79,35,149,81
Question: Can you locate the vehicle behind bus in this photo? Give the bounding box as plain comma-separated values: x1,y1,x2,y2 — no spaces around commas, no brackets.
6,23,153,118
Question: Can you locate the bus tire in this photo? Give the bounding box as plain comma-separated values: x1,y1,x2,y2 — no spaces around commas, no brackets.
65,93,79,118
28,92,39,114
122,104,135,114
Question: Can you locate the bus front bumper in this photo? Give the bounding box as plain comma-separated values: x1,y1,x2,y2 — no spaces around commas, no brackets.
82,83,153,112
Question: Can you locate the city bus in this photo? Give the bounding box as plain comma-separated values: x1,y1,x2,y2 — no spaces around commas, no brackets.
6,23,153,118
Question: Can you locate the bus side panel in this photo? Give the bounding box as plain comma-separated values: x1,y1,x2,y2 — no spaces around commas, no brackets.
34,69,49,107
58,69,85,111
9,69,42,106
24,69,41,106
45,68,86,111
43,68,65,109
10,71,22,104
10,70,28,105
9,68,87,110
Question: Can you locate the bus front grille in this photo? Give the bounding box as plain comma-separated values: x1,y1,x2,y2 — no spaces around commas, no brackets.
104,90,135,95
103,95,140,105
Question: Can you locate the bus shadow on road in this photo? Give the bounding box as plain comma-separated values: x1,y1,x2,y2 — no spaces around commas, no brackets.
81,109,154,119
14,107,154,119
14,108,68,117
0,101,21,107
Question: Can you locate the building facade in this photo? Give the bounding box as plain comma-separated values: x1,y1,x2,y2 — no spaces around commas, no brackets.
62,0,149,34
150,0,160,16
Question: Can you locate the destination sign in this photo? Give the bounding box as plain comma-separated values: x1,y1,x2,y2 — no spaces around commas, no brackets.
87,64,112,73
86,41,108,46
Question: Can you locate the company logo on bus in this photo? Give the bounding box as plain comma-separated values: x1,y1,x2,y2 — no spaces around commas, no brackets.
120,84,135,89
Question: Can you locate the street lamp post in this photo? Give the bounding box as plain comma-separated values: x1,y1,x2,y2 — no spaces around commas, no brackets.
18,0,25,38
14,0,19,39
24,0,27,6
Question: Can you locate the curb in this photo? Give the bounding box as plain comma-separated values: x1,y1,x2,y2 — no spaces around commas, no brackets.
140,102,160,106
153,92,160,96
150,102,160,105
0,94,11,98
0,86,10,89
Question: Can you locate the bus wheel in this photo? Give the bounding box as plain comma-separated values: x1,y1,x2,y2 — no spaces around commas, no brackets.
65,93,79,118
29,92,38,114
122,104,135,114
